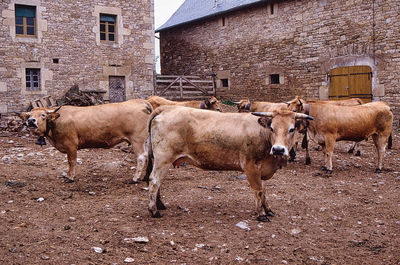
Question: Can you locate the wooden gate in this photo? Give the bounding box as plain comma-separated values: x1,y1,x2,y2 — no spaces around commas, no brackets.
109,76,126,103
328,66,372,103
154,75,215,100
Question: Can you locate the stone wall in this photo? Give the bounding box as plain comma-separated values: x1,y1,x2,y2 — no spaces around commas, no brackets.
159,0,400,126
0,0,154,112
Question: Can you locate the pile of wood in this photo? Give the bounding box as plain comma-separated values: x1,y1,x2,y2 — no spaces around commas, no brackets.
57,85,105,106
0,115,26,132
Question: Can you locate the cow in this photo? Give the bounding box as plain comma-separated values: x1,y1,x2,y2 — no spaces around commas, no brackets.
298,101,393,174
18,99,153,183
144,106,314,222
234,95,303,113
147,95,223,112
297,98,365,164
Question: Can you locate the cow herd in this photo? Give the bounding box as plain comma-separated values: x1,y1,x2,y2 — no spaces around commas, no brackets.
18,95,393,222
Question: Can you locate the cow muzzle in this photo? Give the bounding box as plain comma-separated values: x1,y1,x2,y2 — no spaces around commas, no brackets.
270,145,288,156
27,118,38,128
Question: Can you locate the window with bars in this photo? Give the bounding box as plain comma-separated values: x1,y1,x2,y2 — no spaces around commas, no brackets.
26,68,40,91
15,4,36,37
100,14,116,42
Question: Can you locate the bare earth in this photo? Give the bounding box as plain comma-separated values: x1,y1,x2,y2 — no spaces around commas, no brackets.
0,123,399,264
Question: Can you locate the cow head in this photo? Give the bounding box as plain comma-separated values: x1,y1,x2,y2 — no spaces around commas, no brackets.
233,99,251,112
253,110,314,156
286,95,306,112
18,106,62,137
202,96,223,112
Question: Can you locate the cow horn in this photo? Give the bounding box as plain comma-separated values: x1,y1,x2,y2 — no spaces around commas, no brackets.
232,101,241,105
14,111,21,116
47,106,62,113
295,113,314,120
251,112,275,117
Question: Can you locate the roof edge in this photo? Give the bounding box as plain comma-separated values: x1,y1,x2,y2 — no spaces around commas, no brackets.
156,1,266,33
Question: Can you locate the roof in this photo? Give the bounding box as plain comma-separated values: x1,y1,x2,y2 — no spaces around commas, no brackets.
156,0,267,32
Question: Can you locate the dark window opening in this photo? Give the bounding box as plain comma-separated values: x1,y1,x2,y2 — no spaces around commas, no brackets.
53,58,59,64
15,4,36,37
26,68,40,91
100,14,117,42
221,79,229,87
222,16,226,27
270,74,280,84
270,4,274,15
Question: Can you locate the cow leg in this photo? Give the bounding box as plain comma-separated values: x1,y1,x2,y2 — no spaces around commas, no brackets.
348,142,361,156
372,134,386,172
66,148,77,183
148,163,169,218
245,171,270,222
324,137,335,174
131,142,148,183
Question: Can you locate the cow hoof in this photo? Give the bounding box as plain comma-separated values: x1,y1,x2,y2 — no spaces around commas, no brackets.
64,178,74,183
375,168,382,173
355,151,361,156
156,201,167,210
266,210,275,217
150,211,162,218
306,157,311,165
257,215,270,222
347,149,354,154
325,170,333,174
321,166,327,171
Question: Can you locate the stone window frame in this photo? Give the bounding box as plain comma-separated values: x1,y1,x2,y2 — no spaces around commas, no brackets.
266,71,285,87
25,68,41,91
216,70,231,89
219,15,228,27
93,6,130,47
2,0,47,43
100,13,117,43
18,61,53,95
267,2,279,17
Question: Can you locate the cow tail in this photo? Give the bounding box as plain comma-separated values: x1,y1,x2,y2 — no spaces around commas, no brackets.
388,132,392,150
142,107,164,183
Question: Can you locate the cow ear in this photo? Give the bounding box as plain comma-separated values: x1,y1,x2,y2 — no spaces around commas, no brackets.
47,112,60,122
258,117,271,128
204,99,211,107
18,112,30,121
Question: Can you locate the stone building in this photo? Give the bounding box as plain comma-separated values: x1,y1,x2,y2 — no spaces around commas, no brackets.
157,0,400,125
0,0,154,113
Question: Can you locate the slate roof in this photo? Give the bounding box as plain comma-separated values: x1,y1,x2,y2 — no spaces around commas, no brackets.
156,0,267,32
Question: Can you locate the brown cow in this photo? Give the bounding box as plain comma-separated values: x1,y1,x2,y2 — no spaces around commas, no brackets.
234,95,304,113
19,99,153,183
144,106,313,222
147,95,223,112
299,101,393,173
298,98,365,164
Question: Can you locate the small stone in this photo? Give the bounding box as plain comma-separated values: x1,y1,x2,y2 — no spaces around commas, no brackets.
124,257,135,263
7,200,13,204
37,197,44,202
92,247,103,253
124,236,149,244
291,228,301,235
41,255,50,260
236,221,250,230
69,217,76,222
88,191,96,195
64,225,71,230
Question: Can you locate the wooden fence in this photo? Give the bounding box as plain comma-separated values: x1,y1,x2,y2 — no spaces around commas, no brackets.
154,75,215,100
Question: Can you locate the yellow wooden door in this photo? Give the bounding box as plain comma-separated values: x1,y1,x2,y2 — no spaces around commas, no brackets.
329,66,372,103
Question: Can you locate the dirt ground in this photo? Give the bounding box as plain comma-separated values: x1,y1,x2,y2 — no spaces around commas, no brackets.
1,115,399,264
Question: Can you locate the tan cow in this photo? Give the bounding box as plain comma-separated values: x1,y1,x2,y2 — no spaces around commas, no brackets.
234,95,303,113
144,106,313,222
298,98,365,164
147,95,223,112
19,99,153,183
299,101,393,173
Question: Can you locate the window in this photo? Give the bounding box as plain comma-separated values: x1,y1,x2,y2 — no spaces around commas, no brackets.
222,16,226,27
221,79,229,87
15,4,36,37
26,68,40,91
270,4,274,15
270,74,280,84
100,14,116,42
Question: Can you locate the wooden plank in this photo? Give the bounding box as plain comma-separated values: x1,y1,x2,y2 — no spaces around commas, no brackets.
158,76,180,96
181,76,208,95
157,75,201,79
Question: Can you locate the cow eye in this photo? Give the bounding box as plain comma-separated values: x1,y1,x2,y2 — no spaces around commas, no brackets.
289,127,295,133
41,113,46,118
